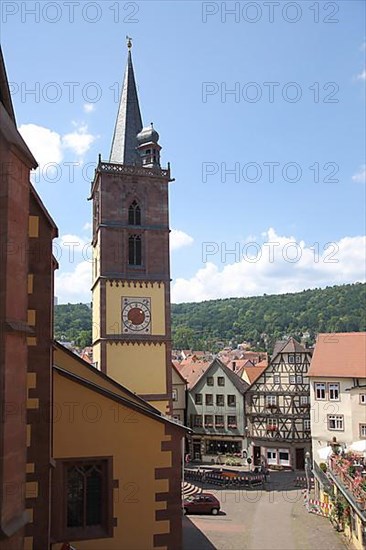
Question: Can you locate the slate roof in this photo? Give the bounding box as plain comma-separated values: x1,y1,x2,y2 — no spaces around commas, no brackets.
308,332,366,378
272,337,307,359
271,339,287,358
109,48,143,165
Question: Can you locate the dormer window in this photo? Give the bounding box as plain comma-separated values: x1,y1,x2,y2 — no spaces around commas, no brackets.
128,201,141,226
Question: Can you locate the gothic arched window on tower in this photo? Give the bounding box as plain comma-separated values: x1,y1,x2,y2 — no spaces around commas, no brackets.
128,235,142,266
128,200,141,226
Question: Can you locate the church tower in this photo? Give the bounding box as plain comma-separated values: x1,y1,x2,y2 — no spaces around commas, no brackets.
90,39,173,414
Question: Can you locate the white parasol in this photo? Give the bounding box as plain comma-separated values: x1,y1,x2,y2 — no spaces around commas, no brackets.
349,440,366,453
318,446,333,460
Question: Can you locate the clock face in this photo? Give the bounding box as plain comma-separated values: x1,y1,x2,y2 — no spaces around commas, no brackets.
122,297,151,333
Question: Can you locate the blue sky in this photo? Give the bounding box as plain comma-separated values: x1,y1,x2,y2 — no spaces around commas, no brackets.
2,0,365,303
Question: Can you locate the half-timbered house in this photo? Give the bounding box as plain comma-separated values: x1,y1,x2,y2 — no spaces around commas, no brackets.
245,337,313,469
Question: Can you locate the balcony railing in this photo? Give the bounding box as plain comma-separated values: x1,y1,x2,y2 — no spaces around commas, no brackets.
98,161,171,180
328,455,366,511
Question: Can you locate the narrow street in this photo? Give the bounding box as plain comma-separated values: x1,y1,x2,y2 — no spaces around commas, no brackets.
183,471,349,550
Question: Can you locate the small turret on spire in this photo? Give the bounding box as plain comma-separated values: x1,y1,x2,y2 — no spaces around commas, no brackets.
126,36,132,50
136,122,161,168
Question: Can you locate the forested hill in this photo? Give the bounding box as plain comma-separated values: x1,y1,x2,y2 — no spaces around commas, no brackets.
54,283,366,351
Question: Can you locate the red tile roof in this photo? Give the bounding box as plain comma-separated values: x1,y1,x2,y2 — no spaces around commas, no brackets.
175,360,211,389
308,332,366,378
241,361,268,384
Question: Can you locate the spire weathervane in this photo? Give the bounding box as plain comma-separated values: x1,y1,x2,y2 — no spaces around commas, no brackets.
126,36,132,50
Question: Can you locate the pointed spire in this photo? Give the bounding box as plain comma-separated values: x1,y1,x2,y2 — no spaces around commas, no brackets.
109,38,143,165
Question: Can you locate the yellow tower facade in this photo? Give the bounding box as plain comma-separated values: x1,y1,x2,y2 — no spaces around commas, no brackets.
91,43,173,414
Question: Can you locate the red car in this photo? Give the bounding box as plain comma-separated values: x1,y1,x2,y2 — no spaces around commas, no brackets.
183,493,220,515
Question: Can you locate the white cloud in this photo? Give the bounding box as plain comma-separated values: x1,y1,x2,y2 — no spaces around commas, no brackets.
170,229,194,251
19,121,98,174
57,233,88,250
171,228,366,303
19,124,62,169
83,103,95,113
62,123,97,156
356,69,366,81
352,165,366,183
55,260,92,304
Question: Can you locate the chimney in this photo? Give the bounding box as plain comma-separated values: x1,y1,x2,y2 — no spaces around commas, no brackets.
232,361,236,370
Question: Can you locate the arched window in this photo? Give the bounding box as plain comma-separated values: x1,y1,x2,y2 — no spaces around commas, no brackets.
128,200,141,226
128,235,142,266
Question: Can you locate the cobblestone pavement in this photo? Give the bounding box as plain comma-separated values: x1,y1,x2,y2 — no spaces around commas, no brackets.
183,471,350,550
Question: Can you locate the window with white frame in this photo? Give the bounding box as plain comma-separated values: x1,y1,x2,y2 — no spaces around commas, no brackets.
274,375,280,384
267,450,277,462
300,395,309,405
360,424,366,438
279,450,290,465
328,383,340,401
288,355,295,363
289,375,296,384
266,395,277,407
360,394,366,405
295,355,301,363
328,414,344,431
172,389,178,401
304,419,311,431
296,375,303,384
315,383,326,400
